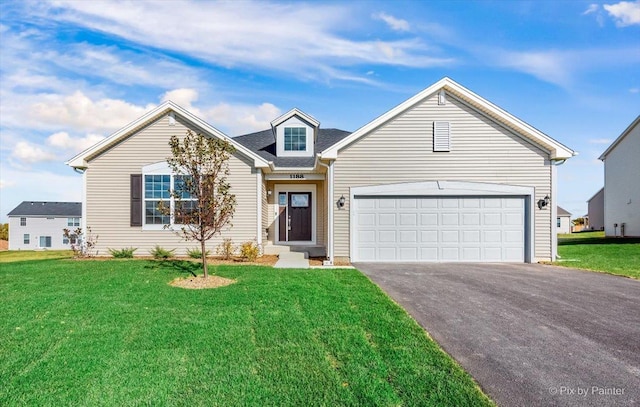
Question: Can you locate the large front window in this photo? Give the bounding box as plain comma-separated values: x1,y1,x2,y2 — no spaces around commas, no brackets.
39,236,52,248
144,174,196,227
284,127,306,151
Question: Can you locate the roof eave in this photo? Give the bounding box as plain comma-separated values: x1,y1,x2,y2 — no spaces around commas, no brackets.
65,101,270,169
598,115,640,160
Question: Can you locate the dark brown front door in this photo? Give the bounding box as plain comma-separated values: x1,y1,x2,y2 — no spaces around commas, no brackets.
288,192,312,241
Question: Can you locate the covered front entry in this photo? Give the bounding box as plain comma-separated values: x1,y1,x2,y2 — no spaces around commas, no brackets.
275,184,317,244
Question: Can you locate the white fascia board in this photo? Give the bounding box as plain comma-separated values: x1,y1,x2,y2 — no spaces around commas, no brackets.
65,101,269,169
321,77,576,160
598,115,640,160
270,108,320,129
351,180,534,197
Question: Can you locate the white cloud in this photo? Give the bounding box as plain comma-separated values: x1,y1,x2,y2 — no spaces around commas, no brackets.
31,0,450,82
11,141,57,163
588,138,613,144
604,1,640,26
27,91,155,134
46,132,106,152
583,4,600,15
493,50,571,86
374,12,411,31
630,87,640,93
209,103,281,135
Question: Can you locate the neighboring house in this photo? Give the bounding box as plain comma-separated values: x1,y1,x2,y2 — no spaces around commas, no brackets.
599,115,640,237
556,206,572,234
66,77,575,263
7,201,81,250
587,187,604,231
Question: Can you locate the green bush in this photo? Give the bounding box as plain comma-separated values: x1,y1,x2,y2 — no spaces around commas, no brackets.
216,238,235,260
149,245,175,260
187,247,210,259
240,240,260,262
108,247,137,258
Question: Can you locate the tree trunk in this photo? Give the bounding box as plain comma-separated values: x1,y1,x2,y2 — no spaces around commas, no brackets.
201,239,208,278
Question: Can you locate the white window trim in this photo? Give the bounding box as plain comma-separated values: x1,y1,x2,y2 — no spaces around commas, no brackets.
141,162,196,231
275,117,314,158
274,184,317,245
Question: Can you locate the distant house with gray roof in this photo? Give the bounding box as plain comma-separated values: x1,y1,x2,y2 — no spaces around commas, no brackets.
7,201,81,250
556,206,572,234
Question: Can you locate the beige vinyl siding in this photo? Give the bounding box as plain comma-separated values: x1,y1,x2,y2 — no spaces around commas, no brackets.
85,114,258,256
334,92,553,261
264,180,325,245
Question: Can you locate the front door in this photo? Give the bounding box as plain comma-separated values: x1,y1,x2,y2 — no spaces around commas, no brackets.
278,191,312,242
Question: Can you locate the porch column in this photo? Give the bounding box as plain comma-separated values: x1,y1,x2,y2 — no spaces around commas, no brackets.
327,161,334,263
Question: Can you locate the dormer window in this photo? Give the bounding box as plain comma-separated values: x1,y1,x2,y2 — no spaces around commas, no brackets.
284,127,306,151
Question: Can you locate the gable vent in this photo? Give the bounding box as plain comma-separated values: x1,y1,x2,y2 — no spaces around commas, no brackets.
433,121,451,152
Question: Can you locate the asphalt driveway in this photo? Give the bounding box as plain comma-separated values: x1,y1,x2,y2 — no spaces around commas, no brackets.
355,263,640,407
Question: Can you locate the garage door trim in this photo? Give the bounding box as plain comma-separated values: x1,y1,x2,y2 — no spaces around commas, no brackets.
350,181,535,263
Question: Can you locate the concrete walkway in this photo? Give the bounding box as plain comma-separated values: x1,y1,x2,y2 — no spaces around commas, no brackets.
356,262,640,407
273,251,309,268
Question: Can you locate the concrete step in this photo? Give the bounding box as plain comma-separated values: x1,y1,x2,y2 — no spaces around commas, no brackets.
274,250,310,269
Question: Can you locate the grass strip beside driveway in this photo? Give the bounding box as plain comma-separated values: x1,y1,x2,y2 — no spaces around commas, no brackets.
556,233,640,279
1,259,491,406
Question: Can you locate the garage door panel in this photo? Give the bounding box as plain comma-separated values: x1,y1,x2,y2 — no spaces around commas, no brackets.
421,213,438,226
379,213,396,226
441,213,459,225
400,230,418,243
400,213,418,226
354,197,525,262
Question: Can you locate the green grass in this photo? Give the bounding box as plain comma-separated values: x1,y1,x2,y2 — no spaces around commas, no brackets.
0,259,491,406
0,249,73,263
556,234,640,279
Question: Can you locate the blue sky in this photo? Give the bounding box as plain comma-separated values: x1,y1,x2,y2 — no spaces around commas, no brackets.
1,0,639,222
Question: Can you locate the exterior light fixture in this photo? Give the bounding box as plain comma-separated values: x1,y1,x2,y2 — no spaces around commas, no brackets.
537,195,550,209
337,195,346,209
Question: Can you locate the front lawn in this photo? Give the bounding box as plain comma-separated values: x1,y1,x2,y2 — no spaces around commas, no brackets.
556,234,640,279
0,249,74,263
0,259,491,406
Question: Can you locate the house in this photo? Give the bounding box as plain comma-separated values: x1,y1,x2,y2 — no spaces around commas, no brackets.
7,201,82,250
599,115,640,237
66,77,575,263
587,187,604,231
556,206,572,234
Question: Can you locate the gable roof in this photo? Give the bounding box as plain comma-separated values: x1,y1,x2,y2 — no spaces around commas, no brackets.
8,201,81,217
271,108,320,129
66,101,270,169
587,187,604,203
234,128,351,168
557,206,571,216
599,115,640,160
321,77,576,160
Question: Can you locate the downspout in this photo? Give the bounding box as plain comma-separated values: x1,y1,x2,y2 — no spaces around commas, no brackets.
550,158,568,261
256,169,263,252
316,156,334,264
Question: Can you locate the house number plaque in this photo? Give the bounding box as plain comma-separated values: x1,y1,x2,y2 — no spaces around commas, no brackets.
289,174,305,179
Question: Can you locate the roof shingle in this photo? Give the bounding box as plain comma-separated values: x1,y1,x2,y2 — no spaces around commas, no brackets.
7,201,82,217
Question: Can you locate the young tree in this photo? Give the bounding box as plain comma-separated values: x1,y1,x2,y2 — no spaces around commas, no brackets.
162,130,236,278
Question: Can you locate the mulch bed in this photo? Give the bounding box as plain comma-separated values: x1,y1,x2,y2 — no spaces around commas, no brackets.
169,275,236,289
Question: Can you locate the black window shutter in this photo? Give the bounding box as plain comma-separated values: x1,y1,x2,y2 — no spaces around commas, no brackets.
130,174,142,226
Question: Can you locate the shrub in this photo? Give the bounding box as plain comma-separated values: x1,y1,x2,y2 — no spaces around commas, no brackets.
187,247,210,259
240,240,260,262
149,245,175,260
216,238,235,260
109,247,137,258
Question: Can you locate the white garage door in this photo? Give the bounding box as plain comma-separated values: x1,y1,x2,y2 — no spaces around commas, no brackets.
354,196,525,262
